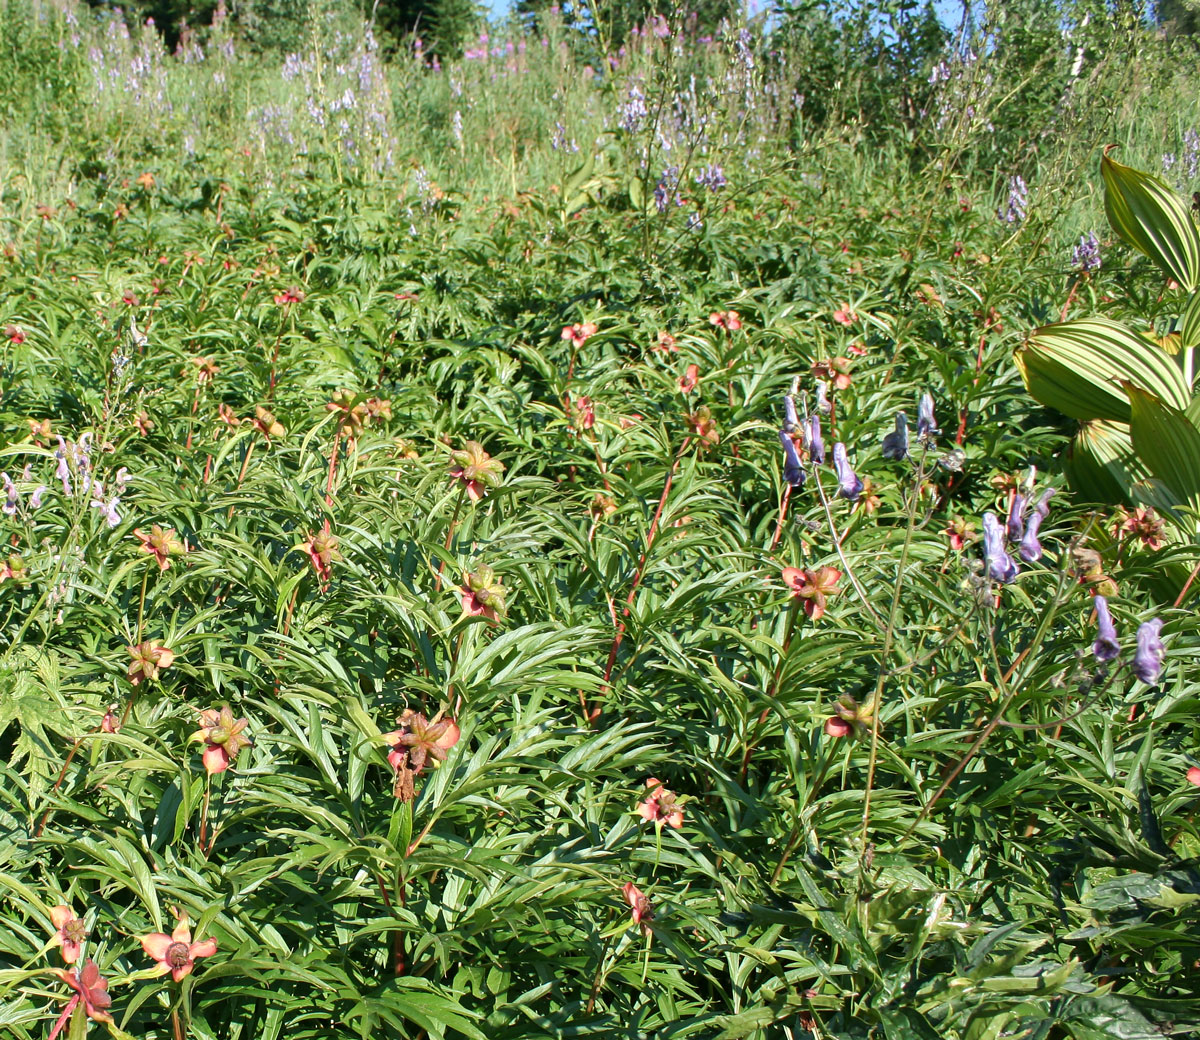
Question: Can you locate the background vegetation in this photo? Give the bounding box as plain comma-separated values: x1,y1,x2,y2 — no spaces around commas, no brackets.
1,0,1200,1036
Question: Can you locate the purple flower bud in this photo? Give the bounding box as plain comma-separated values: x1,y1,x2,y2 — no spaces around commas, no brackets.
2,473,16,516
782,393,799,432
982,512,1019,583
833,443,862,501
1133,618,1164,684
809,415,825,464
1006,493,1026,543
30,486,46,509
1092,595,1119,662
881,412,909,460
917,392,939,439
779,430,804,488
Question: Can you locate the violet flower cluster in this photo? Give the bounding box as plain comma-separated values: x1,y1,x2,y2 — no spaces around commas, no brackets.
1091,595,1165,685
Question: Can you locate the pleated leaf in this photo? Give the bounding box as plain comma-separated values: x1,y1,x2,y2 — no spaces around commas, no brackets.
1016,317,1190,422
1126,385,1200,523
1102,153,1200,291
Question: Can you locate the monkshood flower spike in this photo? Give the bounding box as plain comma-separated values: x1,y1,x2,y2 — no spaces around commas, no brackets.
1092,595,1120,662
833,443,863,501
779,430,804,488
982,512,1019,583
1133,619,1164,684
881,412,909,460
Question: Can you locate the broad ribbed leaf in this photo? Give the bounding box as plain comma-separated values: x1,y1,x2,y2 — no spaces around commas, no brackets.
1126,385,1200,521
1103,153,1200,291
1180,287,1200,351
1016,317,1190,422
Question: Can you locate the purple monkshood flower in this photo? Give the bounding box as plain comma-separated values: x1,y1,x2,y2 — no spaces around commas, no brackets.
982,512,1019,583
1071,232,1101,273
809,415,825,464
2,473,16,515
779,430,804,488
30,486,46,509
55,436,72,496
1006,493,1026,543
694,164,727,192
998,174,1028,223
1092,595,1120,662
917,392,938,440
832,443,862,501
1019,489,1055,562
881,412,909,460
1133,619,1165,684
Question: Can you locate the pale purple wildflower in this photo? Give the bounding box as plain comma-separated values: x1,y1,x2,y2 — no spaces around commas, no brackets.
814,381,831,415
55,437,72,496
1092,595,1120,662
1006,493,1027,543
998,175,1028,223
694,164,727,191
1133,619,1164,684
782,393,799,433
30,486,46,509
832,443,862,501
982,512,1018,583
2,473,16,515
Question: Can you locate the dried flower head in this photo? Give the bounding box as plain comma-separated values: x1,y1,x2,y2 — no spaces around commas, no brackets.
50,959,113,1027
461,564,507,620
252,406,285,440
687,405,719,448
381,709,461,801
298,524,342,586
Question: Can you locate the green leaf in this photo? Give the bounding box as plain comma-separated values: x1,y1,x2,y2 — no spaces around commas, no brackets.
1017,318,1190,422
1063,419,1178,511
1180,287,1200,351
1126,384,1200,520
1103,152,1200,291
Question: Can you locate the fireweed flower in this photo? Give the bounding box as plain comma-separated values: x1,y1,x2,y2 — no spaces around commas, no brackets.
982,512,1019,583
779,430,805,488
881,412,909,460
134,525,186,571
1133,619,1165,684
917,392,939,440
561,322,598,349
1092,595,1120,663
461,564,507,620
448,441,505,502
638,778,684,829
678,363,700,394
832,443,863,501
191,706,251,775
127,642,176,686
622,882,652,932
1019,489,1055,563
50,959,113,1027
782,565,841,620
140,915,217,982
50,905,87,965
808,415,825,464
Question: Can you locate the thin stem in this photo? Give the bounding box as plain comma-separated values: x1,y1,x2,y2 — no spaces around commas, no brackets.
434,488,465,594
860,451,927,854
172,1006,185,1040
738,598,802,785
811,468,884,628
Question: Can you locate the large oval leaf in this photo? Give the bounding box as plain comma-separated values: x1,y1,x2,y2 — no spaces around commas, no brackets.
1016,317,1190,423
1102,153,1200,292
1063,419,1177,510
1126,385,1200,523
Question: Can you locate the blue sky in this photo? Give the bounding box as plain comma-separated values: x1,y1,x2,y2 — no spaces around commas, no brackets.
481,0,971,27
